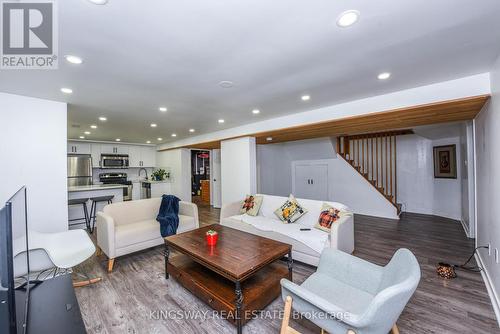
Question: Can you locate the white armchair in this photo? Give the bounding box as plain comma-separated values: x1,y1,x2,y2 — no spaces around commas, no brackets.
96,198,199,272
281,248,421,334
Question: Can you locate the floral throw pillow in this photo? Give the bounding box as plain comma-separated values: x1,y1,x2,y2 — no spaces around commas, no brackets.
240,195,263,216
315,203,346,232
274,195,308,224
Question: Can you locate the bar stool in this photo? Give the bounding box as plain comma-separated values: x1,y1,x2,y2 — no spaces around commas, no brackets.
89,195,114,233
68,198,90,230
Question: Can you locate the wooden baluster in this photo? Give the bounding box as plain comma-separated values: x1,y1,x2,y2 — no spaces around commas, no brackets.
357,139,360,168
386,135,389,196
395,136,397,204
362,136,365,174
390,135,393,201
376,135,379,187
371,137,374,181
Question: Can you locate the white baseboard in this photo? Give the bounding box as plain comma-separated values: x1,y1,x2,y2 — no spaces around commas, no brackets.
460,219,471,238
475,252,500,327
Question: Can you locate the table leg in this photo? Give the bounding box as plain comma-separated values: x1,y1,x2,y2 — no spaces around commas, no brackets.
235,281,243,334
164,242,170,279
287,250,293,281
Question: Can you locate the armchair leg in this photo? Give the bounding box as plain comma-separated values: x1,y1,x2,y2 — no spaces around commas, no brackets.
107,258,115,273
392,324,399,334
95,247,102,256
280,296,301,334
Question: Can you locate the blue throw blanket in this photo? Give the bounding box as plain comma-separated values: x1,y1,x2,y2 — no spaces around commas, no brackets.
156,195,181,237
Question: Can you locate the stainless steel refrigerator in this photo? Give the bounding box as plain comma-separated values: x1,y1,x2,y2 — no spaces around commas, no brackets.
67,154,93,187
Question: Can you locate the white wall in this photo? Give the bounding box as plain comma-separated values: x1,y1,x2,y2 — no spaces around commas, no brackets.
257,138,398,219
221,137,257,205
159,74,490,150
474,54,500,322
155,148,191,202
0,92,68,233
396,134,463,220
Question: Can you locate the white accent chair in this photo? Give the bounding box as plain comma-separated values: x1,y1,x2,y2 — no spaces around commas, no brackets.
14,229,100,287
280,248,421,334
96,198,199,272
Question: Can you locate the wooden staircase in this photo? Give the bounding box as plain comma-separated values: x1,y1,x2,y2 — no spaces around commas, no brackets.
336,130,412,215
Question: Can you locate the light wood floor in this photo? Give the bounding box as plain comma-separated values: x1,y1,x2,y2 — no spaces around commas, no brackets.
75,202,499,333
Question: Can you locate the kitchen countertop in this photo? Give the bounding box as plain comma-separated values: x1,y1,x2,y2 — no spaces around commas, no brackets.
138,179,171,184
68,184,127,192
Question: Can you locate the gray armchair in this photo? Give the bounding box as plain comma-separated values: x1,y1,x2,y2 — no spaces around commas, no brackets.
280,248,421,334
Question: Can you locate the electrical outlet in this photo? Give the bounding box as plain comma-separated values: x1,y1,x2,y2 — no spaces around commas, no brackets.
489,243,492,256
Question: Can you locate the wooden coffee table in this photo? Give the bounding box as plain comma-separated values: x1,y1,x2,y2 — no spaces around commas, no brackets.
164,224,292,334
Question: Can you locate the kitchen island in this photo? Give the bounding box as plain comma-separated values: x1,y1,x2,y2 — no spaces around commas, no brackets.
68,184,126,229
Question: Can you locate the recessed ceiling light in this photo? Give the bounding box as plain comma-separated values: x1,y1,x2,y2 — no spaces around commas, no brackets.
159,107,167,112
87,0,108,4
189,129,195,133
90,125,97,129
84,131,91,135
301,95,310,101
218,119,225,124
157,137,163,141
115,138,121,142
266,137,273,141
61,88,73,94
171,133,177,137
252,109,260,114
146,140,151,144
219,81,234,88
79,136,85,139
150,123,157,128
99,117,107,121
377,72,391,80
337,10,360,28
65,55,83,64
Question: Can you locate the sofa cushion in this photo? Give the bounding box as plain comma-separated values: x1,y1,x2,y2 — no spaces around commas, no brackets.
315,203,344,232
239,195,263,216
274,194,308,224
256,194,350,228
115,214,196,249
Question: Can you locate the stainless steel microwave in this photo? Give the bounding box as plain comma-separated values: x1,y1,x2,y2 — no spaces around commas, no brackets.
100,154,129,169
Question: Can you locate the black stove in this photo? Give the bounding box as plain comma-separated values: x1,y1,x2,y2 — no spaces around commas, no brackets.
99,173,132,201
99,173,130,185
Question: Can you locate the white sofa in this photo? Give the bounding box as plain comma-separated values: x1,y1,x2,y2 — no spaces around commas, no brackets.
96,198,199,272
220,194,354,266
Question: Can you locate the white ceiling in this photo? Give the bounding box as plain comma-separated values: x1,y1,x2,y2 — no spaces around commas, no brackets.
1,0,500,144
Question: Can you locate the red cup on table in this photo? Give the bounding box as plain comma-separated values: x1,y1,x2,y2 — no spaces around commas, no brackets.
205,230,218,246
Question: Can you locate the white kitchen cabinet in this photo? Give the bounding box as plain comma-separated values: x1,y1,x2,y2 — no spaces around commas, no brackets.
100,144,128,155
91,144,101,168
128,146,156,167
141,146,156,167
132,181,141,200
67,141,91,155
128,145,142,168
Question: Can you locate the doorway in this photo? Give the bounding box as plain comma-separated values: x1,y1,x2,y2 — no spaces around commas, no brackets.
191,150,210,205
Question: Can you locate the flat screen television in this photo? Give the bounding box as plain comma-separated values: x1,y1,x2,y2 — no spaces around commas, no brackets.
0,186,31,334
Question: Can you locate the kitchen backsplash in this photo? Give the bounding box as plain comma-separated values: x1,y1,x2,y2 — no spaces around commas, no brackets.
92,167,153,183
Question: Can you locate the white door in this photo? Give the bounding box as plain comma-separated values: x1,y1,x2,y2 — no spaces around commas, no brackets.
211,149,222,208
293,162,329,200
294,164,313,199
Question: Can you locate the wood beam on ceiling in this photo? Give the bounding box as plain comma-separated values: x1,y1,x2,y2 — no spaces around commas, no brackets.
158,94,489,151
